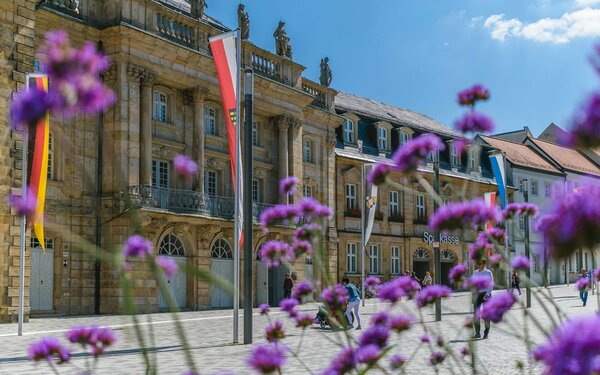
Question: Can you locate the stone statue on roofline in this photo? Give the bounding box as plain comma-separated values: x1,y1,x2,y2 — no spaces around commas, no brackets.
190,0,207,19
273,21,292,58
238,4,250,40
320,57,332,87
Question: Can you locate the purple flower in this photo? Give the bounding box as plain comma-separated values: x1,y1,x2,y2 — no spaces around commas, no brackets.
259,205,301,231
479,292,516,323
66,325,117,357
457,84,490,106
358,324,390,348
247,343,286,374
503,202,539,220
321,284,348,311
489,253,503,268
370,311,390,326
259,303,270,315
291,239,313,259
448,263,468,284
454,137,470,154
464,275,494,292
484,227,506,242
9,88,55,130
378,276,420,304
429,351,446,366
322,347,356,375
182,372,199,375
576,277,591,291
173,154,198,181
415,285,452,307
391,133,445,174
297,197,333,219
364,275,381,290
469,235,494,262
536,185,600,259
259,240,292,268
389,313,414,333
155,256,178,277
356,344,381,365
293,223,322,243
429,199,500,232
123,235,153,259
594,268,600,283
367,163,392,186
436,336,445,347
265,320,285,342
28,336,70,363
279,176,299,197
390,354,406,369
420,334,430,343
294,312,315,329
455,110,495,134
279,298,299,318
9,188,37,217
533,315,600,375
564,92,600,148
460,346,470,357
512,255,531,271
292,280,314,302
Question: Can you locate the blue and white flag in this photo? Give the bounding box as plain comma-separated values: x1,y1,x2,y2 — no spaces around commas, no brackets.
489,153,507,208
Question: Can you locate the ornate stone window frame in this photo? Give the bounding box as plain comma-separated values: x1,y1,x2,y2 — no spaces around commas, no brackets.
152,85,175,124
342,113,360,146
374,121,392,152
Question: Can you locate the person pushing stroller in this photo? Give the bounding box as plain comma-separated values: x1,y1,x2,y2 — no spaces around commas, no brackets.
342,277,361,330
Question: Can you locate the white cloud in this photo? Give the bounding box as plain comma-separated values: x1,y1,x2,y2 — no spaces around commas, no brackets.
483,8,600,43
574,0,600,8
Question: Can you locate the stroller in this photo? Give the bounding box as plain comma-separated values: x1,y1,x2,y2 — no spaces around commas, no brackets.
314,302,348,329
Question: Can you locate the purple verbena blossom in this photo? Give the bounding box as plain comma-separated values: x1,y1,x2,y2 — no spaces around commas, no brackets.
358,324,390,349
9,188,37,217
464,274,494,292
457,84,490,107
265,320,285,342
469,235,494,262
448,263,468,285
367,163,392,186
321,347,356,375
389,313,414,333
594,268,600,283
321,284,348,311
455,110,495,134
460,346,470,357
478,292,516,323
259,205,301,232
489,253,503,268
293,312,315,329
173,154,198,181
297,197,333,219
390,354,406,369
9,88,55,130
576,277,591,291
378,276,420,304
155,256,178,278
502,202,539,220
364,276,381,291
123,235,153,259
420,334,430,343
484,227,506,242
259,303,270,315
66,325,117,357
512,255,531,271
259,240,292,268
415,285,452,308
356,344,381,365
563,92,600,148
429,199,500,232
390,133,445,174
27,336,71,363
370,311,390,326
279,176,299,197
293,223,322,243
279,298,299,318
430,352,447,366
291,239,313,259
292,280,314,302
247,343,286,374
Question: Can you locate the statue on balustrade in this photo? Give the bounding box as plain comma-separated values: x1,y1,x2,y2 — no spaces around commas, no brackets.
273,21,292,58
320,57,332,87
190,0,207,19
238,4,250,40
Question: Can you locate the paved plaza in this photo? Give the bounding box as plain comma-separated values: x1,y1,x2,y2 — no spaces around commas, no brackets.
0,284,596,374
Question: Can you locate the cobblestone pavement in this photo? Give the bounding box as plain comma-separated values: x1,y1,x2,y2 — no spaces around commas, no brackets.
0,284,597,375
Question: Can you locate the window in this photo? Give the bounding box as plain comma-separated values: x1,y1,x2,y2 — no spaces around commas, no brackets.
369,244,380,274
204,106,216,135
531,180,538,196
427,150,435,162
159,234,185,256
31,237,54,250
252,178,261,202
343,119,354,143
152,160,169,188
252,121,259,146
451,144,459,165
346,184,357,210
519,178,526,193
391,246,400,275
347,243,357,273
153,91,168,122
416,194,426,219
47,132,54,180
469,148,476,170
303,185,313,198
389,191,400,216
545,182,551,197
303,140,312,163
518,214,525,231
399,131,409,146
378,127,388,150
204,170,217,196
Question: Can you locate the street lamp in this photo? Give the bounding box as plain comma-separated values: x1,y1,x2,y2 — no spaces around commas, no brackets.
522,179,532,308
433,151,441,321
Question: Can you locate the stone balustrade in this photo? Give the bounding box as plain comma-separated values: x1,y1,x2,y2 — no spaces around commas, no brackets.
156,12,196,47
242,42,305,88
301,78,337,112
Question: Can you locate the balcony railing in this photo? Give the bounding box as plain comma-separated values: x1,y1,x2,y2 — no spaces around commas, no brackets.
128,185,273,220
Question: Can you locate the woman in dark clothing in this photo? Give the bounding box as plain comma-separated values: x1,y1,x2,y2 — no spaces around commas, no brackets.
283,272,294,299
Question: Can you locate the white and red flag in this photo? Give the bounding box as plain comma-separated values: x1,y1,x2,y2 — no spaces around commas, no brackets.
483,192,496,231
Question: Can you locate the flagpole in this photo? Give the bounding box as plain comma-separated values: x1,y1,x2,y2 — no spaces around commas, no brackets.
232,28,242,344
361,163,365,307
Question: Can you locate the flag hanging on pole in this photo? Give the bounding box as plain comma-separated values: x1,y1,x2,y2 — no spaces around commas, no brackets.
489,153,507,209
483,192,496,231
209,31,243,246
26,75,50,250
364,171,378,245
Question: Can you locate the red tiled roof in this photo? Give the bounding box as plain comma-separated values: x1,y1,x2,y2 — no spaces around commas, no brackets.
529,138,600,176
480,136,561,174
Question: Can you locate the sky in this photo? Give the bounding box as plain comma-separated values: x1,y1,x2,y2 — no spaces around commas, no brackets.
206,0,600,137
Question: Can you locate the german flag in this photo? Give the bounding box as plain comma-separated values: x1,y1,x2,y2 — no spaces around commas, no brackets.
27,75,49,251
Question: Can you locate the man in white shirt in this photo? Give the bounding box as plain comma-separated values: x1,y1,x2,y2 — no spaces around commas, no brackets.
472,258,494,339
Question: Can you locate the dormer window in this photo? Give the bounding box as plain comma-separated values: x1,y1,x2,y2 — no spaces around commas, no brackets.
378,127,388,150
399,131,409,146
451,144,459,166
469,147,476,170
343,119,354,143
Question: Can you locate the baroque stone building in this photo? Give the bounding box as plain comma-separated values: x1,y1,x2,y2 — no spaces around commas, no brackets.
0,0,341,322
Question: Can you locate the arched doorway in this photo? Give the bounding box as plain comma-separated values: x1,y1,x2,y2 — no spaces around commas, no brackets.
210,238,234,308
256,248,268,306
255,244,289,307
441,249,457,287
158,233,187,309
412,248,430,281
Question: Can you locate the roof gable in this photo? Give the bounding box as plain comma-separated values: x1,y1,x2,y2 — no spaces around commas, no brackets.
528,138,600,177
479,135,562,174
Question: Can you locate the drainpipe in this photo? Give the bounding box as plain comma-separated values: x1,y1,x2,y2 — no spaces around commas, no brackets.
94,40,105,314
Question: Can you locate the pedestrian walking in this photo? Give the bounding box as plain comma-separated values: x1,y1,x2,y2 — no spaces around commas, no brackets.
411,271,421,284
472,259,494,339
511,270,522,296
283,272,293,299
578,268,591,306
342,277,361,330
422,271,433,287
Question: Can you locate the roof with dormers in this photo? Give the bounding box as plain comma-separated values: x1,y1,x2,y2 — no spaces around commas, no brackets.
479,136,562,174
335,91,462,138
528,138,600,177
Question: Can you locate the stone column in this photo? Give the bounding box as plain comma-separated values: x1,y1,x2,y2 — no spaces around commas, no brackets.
192,87,208,192
139,70,156,188
276,119,290,202
288,116,303,203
